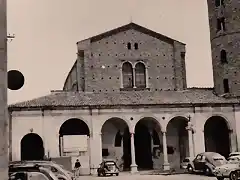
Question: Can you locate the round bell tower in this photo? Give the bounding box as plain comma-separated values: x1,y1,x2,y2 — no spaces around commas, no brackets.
207,0,240,97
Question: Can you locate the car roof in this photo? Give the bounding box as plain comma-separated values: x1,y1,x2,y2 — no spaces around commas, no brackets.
199,152,223,157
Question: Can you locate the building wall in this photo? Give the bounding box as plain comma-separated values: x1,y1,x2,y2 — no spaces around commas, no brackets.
207,0,240,96
10,105,239,173
74,28,186,93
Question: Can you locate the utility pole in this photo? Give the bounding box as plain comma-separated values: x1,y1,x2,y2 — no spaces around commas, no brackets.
0,0,8,179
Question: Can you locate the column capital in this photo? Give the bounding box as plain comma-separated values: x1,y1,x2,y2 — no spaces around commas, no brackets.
161,130,166,134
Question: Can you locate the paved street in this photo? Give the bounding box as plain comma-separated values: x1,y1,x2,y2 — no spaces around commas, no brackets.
77,173,217,180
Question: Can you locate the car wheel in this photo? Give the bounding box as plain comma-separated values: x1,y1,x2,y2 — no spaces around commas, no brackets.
216,177,224,180
187,165,193,173
97,173,100,177
204,166,212,176
116,173,119,176
230,171,239,180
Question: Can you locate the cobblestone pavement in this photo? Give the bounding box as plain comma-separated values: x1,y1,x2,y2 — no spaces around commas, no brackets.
76,173,217,180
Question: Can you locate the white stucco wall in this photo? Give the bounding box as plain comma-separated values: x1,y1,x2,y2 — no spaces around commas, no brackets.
10,105,239,173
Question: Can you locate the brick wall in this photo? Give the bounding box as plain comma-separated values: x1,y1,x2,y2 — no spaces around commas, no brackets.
70,28,186,93
207,0,240,96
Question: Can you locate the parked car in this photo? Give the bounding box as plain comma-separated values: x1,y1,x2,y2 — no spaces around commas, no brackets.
97,159,119,176
9,164,59,180
186,152,227,176
229,152,240,159
180,157,194,169
213,155,240,180
10,160,73,180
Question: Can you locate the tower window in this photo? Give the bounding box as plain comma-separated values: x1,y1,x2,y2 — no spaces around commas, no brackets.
127,42,131,50
223,79,229,93
215,0,224,7
134,43,139,50
220,50,227,63
217,17,226,31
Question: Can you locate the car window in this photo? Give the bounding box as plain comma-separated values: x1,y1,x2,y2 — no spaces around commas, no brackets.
28,172,49,180
196,155,202,160
50,167,58,173
183,159,190,162
9,172,27,180
202,156,206,161
230,153,240,157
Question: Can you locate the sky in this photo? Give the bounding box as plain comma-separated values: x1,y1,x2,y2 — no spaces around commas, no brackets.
7,0,213,104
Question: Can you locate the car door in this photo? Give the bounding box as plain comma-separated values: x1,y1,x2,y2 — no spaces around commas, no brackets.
27,171,50,180
193,154,203,170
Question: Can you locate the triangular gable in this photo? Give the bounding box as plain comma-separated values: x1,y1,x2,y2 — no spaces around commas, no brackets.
78,22,185,45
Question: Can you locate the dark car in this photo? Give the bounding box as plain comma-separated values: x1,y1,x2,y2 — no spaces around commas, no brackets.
186,152,227,176
10,160,73,180
9,164,59,180
97,159,119,176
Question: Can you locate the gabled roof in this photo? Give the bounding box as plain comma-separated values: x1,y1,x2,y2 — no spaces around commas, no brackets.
8,89,240,111
77,22,185,45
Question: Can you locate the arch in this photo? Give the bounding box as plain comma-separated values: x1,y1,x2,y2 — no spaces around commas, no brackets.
59,118,90,156
135,62,146,88
166,116,189,167
204,116,230,158
59,118,90,136
122,62,134,88
21,133,44,160
134,116,162,132
101,117,131,171
134,117,161,170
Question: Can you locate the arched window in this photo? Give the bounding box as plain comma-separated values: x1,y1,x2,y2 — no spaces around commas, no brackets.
135,62,146,88
134,43,138,50
220,50,227,63
122,62,133,88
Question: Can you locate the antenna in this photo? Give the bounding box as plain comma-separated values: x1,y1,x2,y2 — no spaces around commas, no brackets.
7,33,15,42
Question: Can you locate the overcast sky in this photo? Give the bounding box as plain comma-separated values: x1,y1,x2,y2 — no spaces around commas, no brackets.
7,0,213,104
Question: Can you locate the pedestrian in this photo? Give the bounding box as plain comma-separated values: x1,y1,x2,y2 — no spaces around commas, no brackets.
74,159,81,178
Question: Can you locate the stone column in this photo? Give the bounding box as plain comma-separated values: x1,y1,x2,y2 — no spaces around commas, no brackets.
59,136,64,156
162,130,170,171
133,68,136,88
130,133,138,173
89,132,102,175
145,66,149,88
186,122,194,158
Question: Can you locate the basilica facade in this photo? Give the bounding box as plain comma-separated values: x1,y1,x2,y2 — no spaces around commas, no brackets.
8,12,240,175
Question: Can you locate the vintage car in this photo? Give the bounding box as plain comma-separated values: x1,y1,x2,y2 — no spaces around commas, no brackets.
229,152,240,159
9,164,60,180
97,159,119,176
180,157,194,169
213,155,240,180
186,152,227,176
10,160,73,180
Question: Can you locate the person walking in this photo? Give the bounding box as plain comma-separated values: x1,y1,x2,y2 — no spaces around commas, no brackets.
74,159,81,178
